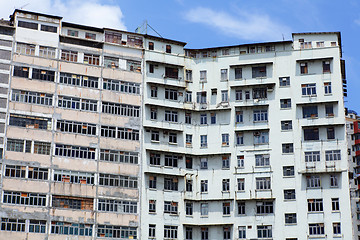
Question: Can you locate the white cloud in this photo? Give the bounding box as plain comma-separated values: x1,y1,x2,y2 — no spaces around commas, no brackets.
0,0,126,30
185,7,291,42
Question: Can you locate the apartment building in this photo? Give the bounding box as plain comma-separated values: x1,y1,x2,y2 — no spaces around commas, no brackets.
0,10,141,239
141,32,353,239
347,110,360,239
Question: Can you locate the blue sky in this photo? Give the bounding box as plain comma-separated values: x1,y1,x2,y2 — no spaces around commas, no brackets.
1,0,359,113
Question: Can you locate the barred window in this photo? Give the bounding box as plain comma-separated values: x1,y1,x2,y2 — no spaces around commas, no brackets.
56,119,96,136
16,42,35,55
18,21,38,30
7,139,25,152
102,101,140,117
284,189,296,200
98,199,137,214
51,221,93,236
1,218,25,232
103,79,140,95
3,191,46,206
97,225,137,239
52,195,93,210
59,72,98,89
41,24,57,33
29,220,46,233
33,141,51,155
100,149,138,164
283,166,295,177
99,173,138,188
101,125,139,141
9,114,51,130
12,89,53,106
84,53,100,65
13,66,29,78
61,49,78,62
164,178,178,191
164,201,178,214
39,45,56,58
105,32,122,44
325,150,341,161
55,144,96,160
58,96,97,112
127,60,141,73
53,169,95,185
256,201,274,214
32,68,55,81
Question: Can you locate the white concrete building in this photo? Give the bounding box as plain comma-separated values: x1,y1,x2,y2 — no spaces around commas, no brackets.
141,32,353,239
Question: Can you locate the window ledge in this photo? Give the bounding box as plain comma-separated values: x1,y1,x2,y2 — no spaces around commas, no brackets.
283,176,295,178
150,140,160,143
168,142,178,145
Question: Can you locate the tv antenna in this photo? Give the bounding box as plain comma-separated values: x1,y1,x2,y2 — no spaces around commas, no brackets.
135,20,163,38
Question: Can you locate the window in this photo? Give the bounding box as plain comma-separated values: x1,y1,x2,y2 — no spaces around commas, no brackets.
257,225,272,239
168,132,177,144
32,68,55,81
302,83,316,96
51,221,93,236
304,128,319,141
186,134,192,146
13,66,29,78
150,86,157,98
309,223,324,236
186,202,193,216
222,156,230,168
325,104,334,117
60,72,99,89
127,60,141,72
58,96,97,112
186,70,192,82
165,45,172,53
151,130,159,142
283,166,295,177
331,41,337,46
330,175,338,187
29,219,46,233
223,202,231,215
83,53,99,65
165,110,178,123
236,133,244,145
332,222,341,235
200,70,207,82
255,154,270,167
237,178,245,191
185,112,192,124
235,90,242,101
186,158,193,169
237,155,244,168
222,179,230,191
164,178,178,191
316,41,324,48
332,198,340,211
256,177,271,190
300,62,308,74
100,126,139,141
222,134,229,146
304,151,320,162
306,175,321,188
149,176,157,189
200,135,208,148
235,68,242,79
85,32,96,40
284,189,296,200
324,82,332,94
201,180,208,192
285,213,297,224
281,120,292,131
149,153,161,166
56,119,96,136
327,127,335,139
252,66,266,78
164,154,179,167
238,226,246,239
3,191,46,206
254,131,269,144
165,88,178,100
282,143,294,154
149,108,157,120
253,88,267,99
185,227,193,240
16,42,35,55
0,218,26,232
10,114,51,130
99,149,138,164
308,199,323,212
253,110,268,122
18,20,38,30
235,111,243,124
127,35,143,48
323,61,331,73
197,91,207,103
221,69,228,80
52,195,93,210
221,90,229,102
103,79,140,94
54,170,94,185
99,173,138,188
61,49,78,62
238,201,245,215
4,165,26,178
164,225,177,239
300,40,312,49
200,203,209,217
41,24,57,33
210,113,216,124
149,224,156,238
279,77,290,87
280,99,291,109
201,227,209,240
104,56,119,68
165,67,178,79
256,201,273,214
39,45,56,58
185,91,192,102
200,114,207,125
97,224,136,239
164,201,178,214
200,158,208,169
67,29,78,37
325,150,341,161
